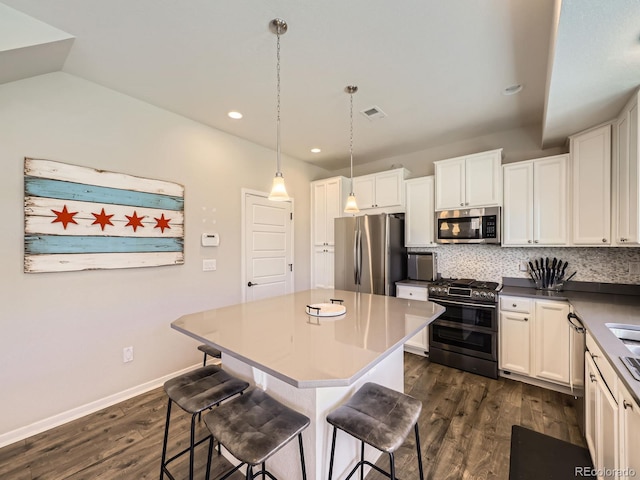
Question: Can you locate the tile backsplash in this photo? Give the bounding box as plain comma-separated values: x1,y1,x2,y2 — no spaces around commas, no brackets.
409,245,640,285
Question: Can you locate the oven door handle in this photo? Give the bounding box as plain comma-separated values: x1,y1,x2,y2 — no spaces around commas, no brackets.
431,298,496,310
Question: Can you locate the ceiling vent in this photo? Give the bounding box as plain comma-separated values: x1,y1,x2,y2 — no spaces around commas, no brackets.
360,105,387,120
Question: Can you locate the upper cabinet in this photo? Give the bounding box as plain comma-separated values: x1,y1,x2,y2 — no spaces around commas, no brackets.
311,176,348,247
502,155,569,246
614,90,640,245
434,149,503,210
352,168,409,212
571,123,612,246
404,176,436,247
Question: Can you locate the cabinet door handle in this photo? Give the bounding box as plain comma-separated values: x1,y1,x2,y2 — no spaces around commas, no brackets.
591,353,599,359
465,202,469,206
534,240,539,243
247,281,258,287
460,203,464,206
590,374,597,383
523,317,528,321
528,240,532,243
512,304,517,307
624,400,633,410
602,238,607,243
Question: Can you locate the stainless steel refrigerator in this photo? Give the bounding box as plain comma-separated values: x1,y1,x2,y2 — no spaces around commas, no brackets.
334,214,407,296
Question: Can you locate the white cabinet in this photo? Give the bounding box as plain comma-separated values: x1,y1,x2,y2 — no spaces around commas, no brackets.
618,383,640,480
312,246,334,289
311,177,348,288
533,300,571,383
585,350,619,479
502,155,568,246
434,149,502,210
396,284,429,355
613,90,640,245
353,168,408,211
499,296,576,388
404,176,436,247
571,124,612,245
499,310,531,375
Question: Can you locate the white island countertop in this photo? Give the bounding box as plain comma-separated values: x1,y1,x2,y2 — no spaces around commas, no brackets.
172,289,444,388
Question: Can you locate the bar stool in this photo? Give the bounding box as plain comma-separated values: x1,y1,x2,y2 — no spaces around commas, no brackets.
203,388,310,480
326,382,424,480
198,344,222,366
160,365,249,480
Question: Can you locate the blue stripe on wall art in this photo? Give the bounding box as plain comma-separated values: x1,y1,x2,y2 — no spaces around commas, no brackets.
25,235,184,255
25,177,184,211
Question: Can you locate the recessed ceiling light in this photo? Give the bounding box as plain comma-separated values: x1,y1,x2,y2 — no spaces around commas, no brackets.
228,111,243,119
310,148,321,153
502,84,523,96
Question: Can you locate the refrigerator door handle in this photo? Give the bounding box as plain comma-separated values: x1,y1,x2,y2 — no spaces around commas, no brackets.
355,227,362,285
353,226,359,284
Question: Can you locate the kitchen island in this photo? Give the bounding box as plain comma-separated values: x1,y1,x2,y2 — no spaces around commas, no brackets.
172,289,444,480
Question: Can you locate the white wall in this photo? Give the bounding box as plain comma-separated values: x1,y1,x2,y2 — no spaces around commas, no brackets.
0,72,329,441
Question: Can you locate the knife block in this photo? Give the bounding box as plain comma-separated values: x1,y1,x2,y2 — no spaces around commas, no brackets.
534,278,564,291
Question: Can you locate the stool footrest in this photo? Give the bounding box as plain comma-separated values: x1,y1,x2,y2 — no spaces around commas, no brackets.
343,459,393,480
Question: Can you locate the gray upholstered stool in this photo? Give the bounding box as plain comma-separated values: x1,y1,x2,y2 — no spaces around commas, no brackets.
160,365,249,480
326,382,424,480
198,344,222,366
203,388,310,480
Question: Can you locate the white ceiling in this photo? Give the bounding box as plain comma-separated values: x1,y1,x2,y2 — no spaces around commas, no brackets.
2,0,639,170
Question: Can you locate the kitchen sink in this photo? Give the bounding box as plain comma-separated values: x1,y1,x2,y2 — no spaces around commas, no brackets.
607,323,640,356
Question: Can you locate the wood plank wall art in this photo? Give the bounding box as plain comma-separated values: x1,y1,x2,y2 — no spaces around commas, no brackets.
24,158,185,273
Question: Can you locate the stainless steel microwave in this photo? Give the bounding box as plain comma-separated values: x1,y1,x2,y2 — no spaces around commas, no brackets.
435,207,501,244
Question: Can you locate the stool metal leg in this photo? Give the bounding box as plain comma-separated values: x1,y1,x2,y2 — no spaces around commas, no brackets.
245,465,253,480
205,435,214,480
202,352,208,367
189,413,198,480
298,433,308,480
389,452,396,480
160,398,172,480
262,462,266,479
360,441,365,480
328,426,337,480
415,423,424,480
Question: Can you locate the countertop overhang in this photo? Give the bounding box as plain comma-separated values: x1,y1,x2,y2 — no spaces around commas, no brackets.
172,289,445,389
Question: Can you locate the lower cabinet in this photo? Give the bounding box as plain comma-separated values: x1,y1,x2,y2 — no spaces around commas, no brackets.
499,296,576,388
585,333,640,480
396,284,429,356
312,246,334,289
619,383,640,480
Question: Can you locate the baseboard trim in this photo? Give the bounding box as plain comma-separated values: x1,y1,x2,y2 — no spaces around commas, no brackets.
0,362,200,449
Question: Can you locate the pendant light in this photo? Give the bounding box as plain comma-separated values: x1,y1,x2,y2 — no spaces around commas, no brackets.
344,85,359,213
268,18,290,201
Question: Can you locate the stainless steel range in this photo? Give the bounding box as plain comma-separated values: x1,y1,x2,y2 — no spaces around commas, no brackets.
427,278,501,379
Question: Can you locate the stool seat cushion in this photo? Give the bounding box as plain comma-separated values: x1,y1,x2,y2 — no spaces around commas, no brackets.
198,344,222,358
164,365,249,414
204,388,310,466
326,382,422,453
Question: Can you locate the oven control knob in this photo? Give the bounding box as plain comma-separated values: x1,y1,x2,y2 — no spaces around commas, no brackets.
480,292,488,298
489,292,495,300
472,291,480,297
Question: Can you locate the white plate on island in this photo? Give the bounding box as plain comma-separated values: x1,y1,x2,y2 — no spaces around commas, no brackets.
306,303,346,317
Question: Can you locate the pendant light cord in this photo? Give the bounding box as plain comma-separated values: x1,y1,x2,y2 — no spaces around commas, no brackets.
275,26,282,176
349,90,354,194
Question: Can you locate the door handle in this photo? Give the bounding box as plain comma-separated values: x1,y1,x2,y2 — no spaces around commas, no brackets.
247,281,258,287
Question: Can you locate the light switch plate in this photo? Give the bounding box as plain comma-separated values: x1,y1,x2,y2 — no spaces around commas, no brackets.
203,259,217,271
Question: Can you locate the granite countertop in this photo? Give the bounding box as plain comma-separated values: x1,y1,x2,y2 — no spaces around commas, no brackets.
172,289,444,389
500,285,640,403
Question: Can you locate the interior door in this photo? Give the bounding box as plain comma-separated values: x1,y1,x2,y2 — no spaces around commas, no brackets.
244,193,293,302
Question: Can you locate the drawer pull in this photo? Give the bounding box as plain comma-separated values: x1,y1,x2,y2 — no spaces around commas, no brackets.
590,374,597,383
523,317,528,321
624,400,633,410
512,304,517,308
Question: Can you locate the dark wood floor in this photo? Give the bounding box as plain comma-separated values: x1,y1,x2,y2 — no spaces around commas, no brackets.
0,353,585,480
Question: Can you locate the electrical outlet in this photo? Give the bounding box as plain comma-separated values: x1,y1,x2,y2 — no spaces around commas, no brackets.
630,262,640,275
123,346,134,363
519,262,528,272
203,259,217,271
